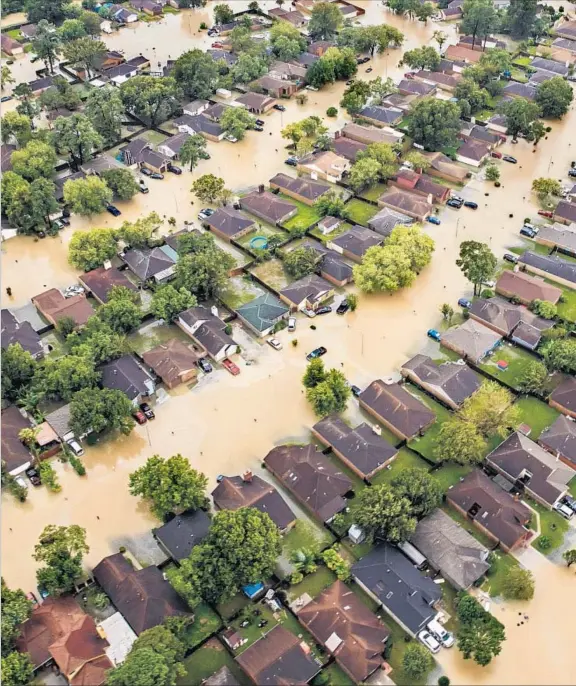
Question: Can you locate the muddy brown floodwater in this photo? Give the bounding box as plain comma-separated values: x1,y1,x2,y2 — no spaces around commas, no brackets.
2,3,576,683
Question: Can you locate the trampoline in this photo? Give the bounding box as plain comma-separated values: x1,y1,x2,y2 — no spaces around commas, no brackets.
250,236,268,250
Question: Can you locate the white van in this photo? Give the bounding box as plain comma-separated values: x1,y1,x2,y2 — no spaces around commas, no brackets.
288,317,296,332
427,619,454,648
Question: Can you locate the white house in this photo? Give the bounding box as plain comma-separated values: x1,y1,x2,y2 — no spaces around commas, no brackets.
177,306,239,361
102,63,139,86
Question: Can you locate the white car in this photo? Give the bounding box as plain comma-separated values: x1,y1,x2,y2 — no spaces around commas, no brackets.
427,619,454,648
417,630,441,654
288,317,296,332
225,134,238,143
303,308,316,318
267,337,282,351
66,438,84,457
64,285,85,298
554,502,574,519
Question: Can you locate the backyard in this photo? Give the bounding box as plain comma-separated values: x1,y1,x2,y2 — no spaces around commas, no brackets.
250,258,292,292
481,549,520,598
359,183,387,203
236,224,286,256
218,276,265,311
344,198,378,226
182,603,223,649
280,195,322,232
311,663,355,686
177,639,250,686
285,565,337,603
478,342,540,390
309,220,353,244
513,396,559,440
407,385,454,463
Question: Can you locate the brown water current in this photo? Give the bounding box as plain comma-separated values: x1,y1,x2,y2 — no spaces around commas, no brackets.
2,3,576,683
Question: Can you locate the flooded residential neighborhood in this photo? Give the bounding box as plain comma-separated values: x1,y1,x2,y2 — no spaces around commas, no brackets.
2,0,576,684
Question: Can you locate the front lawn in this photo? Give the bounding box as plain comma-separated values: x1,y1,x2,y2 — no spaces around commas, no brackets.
513,396,559,440
529,499,569,552
359,183,387,203
481,549,520,599
513,55,532,67
344,198,378,226
177,639,249,686
382,613,431,686
286,566,337,602
182,603,222,649
478,342,540,391
556,285,576,322
407,386,454,463
280,195,322,232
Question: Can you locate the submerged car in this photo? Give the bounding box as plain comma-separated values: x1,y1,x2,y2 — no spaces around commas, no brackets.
503,155,517,164
25,468,41,486
255,119,265,126
222,358,240,375
167,163,182,175
315,306,332,315
273,104,286,111
336,300,350,315
140,167,153,176
447,198,463,209
458,298,472,308
464,201,478,210
133,410,147,425
106,204,121,217
140,402,155,420
198,208,215,221
267,337,282,351
150,172,164,180
197,358,213,373
427,216,441,225
284,157,298,167
306,346,327,361
427,329,441,341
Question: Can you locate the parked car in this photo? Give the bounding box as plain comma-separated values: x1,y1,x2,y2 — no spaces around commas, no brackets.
361,56,370,64
197,357,213,373
138,179,149,193
404,72,414,79
66,437,84,456
64,284,85,298
132,410,147,425
447,198,463,209
225,134,238,143
306,346,327,361
365,67,373,73
537,209,554,218
305,85,319,91
167,163,182,175
284,157,298,167
222,358,240,375
106,204,121,217
0,95,13,103
336,300,350,315
288,316,296,332
428,620,455,648
503,155,517,164
53,216,70,229
211,41,223,48
554,501,574,519
349,384,362,397
427,329,441,341
26,467,41,486
427,216,441,225
255,119,265,126
150,172,164,180
464,201,478,210
15,475,27,491
490,151,502,159
140,167,153,176
303,308,317,318
503,253,518,263
254,125,264,132
140,402,155,420
315,306,332,315
26,592,39,606
267,337,282,351
198,208,215,221
568,169,576,178
520,226,537,238
562,495,576,514
458,298,472,308
273,104,286,111
418,630,441,654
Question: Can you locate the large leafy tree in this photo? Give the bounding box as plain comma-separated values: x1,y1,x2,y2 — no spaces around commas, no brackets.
191,174,226,203
306,368,350,417
402,643,434,680
3,175,59,233
456,593,506,666
151,285,197,322
169,508,282,605
408,98,461,151
456,241,497,295
59,17,86,41
460,0,499,48
1,579,32,656
459,381,519,438
31,19,61,73
308,1,342,39
349,158,382,193
66,317,126,364
62,37,107,78
10,140,57,181
178,134,210,173
63,176,112,217
70,387,135,436
433,419,487,464
33,355,99,402
13,83,39,125
542,337,576,374
176,249,235,300
1,65,15,90
303,358,327,389
1,112,32,147
118,211,161,248
454,78,490,115
270,20,307,59
98,286,141,334
129,454,208,520
53,113,102,168
214,3,234,24
231,53,268,84
120,76,181,127
354,484,416,543
2,651,34,686
101,168,139,201
39,76,82,113
387,225,434,272
401,46,440,71
1,343,38,402
535,77,574,119
68,227,117,270
315,189,347,218
219,106,255,140
354,244,416,293
501,566,534,600
283,246,320,279
517,360,547,394
84,86,125,146
391,467,443,518
500,98,541,139
172,50,221,100
506,0,538,38
356,142,398,181
26,0,68,25
33,525,89,596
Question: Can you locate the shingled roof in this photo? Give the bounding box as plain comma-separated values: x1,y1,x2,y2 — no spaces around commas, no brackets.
205,207,255,239
1,406,33,474
1,309,43,357
269,173,331,202
79,266,137,304
235,293,289,333
495,270,562,305
401,354,481,408
539,415,576,470
152,510,211,562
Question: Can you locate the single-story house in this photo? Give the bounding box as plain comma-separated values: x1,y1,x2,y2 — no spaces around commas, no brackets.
212,472,296,531
327,225,382,263
554,200,576,226
486,113,508,134
459,124,504,148
297,581,390,683
204,207,256,242
422,151,469,184
358,105,403,128
264,443,352,522
177,306,238,362
410,509,490,590
203,666,239,686
307,39,336,56
100,354,156,404
121,245,176,283
1,406,33,476
390,169,451,204
102,62,139,85
317,216,344,235
269,173,331,206
551,37,576,54
182,100,210,117
279,273,334,311
269,60,308,82
312,415,398,480
203,102,229,122
268,6,307,26
240,188,298,225
381,91,421,112
79,266,137,305
292,240,354,287
555,20,576,41
173,113,225,142
468,296,552,341
440,319,503,363
45,404,74,442
495,270,562,306
401,354,481,410
368,206,413,238
333,135,367,162
297,150,351,183
413,69,462,91
377,188,433,222
486,432,572,509
351,544,442,637
446,469,532,551
518,250,576,289
32,289,94,329
439,4,463,20
93,553,191,635
20,23,39,39
1,33,24,56
1,308,43,358
81,156,125,176
456,139,491,167
142,339,200,388
252,74,298,98
120,139,169,172
340,123,400,146
157,132,192,159
445,44,483,64
539,415,576,471
235,292,289,337
28,75,54,95
126,54,150,71
549,377,576,419
207,49,237,66
502,81,537,100
293,51,319,66
152,510,211,562
530,56,569,77
130,0,162,16
234,92,276,114
359,381,436,441
110,4,139,22
397,78,436,97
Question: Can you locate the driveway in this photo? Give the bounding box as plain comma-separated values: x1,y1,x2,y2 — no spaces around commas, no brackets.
512,544,553,572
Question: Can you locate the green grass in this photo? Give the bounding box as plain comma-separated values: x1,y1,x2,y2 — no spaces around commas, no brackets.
371,448,430,487
478,343,541,391
139,129,168,146
359,183,387,203
440,582,460,634
513,396,559,440
218,276,264,311
474,108,496,122
513,55,532,66
177,639,250,686
286,566,337,602
282,519,334,559
344,198,378,226
406,385,454,463
312,663,355,686
182,603,223,649
481,549,520,598
309,220,353,244
529,499,569,552
215,593,250,620
556,286,576,322
236,225,286,256
250,258,292,292
280,195,322,232
569,478,576,498
431,463,473,492
163,4,179,12
381,612,430,686
510,67,529,83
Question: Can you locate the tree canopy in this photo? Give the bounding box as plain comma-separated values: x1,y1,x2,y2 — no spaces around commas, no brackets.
354,484,417,543
70,386,135,436
456,593,506,666
64,176,113,217
101,168,139,201
84,86,125,146
456,241,497,295
1,579,32,657
120,76,181,126
68,227,117,271
34,525,89,596
284,246,320,279
391,467,443,518
178,134,210,173
402,45,440,71
307,1,342,40
535,77,574,119
220,106,255,140
408,98,461,151
172,50,222,100
151,285,197,322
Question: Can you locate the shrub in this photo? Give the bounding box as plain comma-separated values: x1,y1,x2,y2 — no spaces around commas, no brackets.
39,461,61,492
69,455,86,476
537,535,551,550
480,288,494,298
438,677,451,686
320,547,351,581
224,324,232,335
290,571,304,584
291,339,298,347
347,293,358,311
199,22,207,29
326,106,338,117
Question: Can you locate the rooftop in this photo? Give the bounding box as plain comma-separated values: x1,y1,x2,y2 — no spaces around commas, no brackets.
550,377,576,415
206,207,255,238
235,292,289,333
142,339,201,387
440,319,502,363
539,415,576,470
241,189,297,224
1,308,43,357
401,355,481,407
1,406,33,474
518,251,576,286
280,273,333,307
329,225,382,258
32,289,94,327
269,173,331,202
495,270,562,304
79,266,137,304
152,510,211,561
100,354,155,401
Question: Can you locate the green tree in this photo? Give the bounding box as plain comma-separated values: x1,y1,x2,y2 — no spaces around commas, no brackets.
219,106,255,140
129,454,208,520
1,112,32,147
517,360,548,394
26,0,68,23
441,303,455,323
401,45,440,71
10,140,57,181
529,298,557,319
355,484,416,543
314,190,347,218
532,177,562,200
151,285,197,322
53,112,103,167
434,419,487,464
101,168,139,201
506,0,538,38
33,354,99,402
13,83,39,124
178,134,210,173
1,343,37,402
107,645,181,686
303,358,327,388
502,566,535,600
1,579,32,656
191,174,226,203
500,97,541,140
120,76,181,126
70,386,135,436
542,337,576,374
340,79,372,115
63,176,112,216
454,78,490,115
33,525,89,596
98,286,141,334
349,157,382,193
231,53,268,84
408,98,461,151
460,381,520,438
416,2,435,22
66,317,126,364
39,76,82,112
391,467,443,518
1,652,35,686
59,17,86,40
176,247,235,300
1,65,15,90
4,175,58,233
535,76,574,119
308,1,342,39
357,142,398,181
291,548,318,576
563,549,576,567
32,19,61,73
283,246,320,279
62,37,106,78
354,244,416,294
320,547,350,581
456,593,506,666
68,227,117,270
456,241,497,296
387,225,435,272
214,2,234,24
270,20,307,56
461,0,499,48
529,120,546,146
306,369,351,417
402,642,434,680
80,10,102,35
172,50,222,100
404,151,431,173
118,212,161,248
485,164,500,182
84,86,125,146
169,508,282,605
432,29,448,50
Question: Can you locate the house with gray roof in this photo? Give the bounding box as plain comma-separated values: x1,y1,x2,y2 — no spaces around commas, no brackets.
100,355,156,404
279,274,334,311
502,81,537,100
240,189,298,225
152,510,211,562
235,293,289,337
378,188,433,221
157,132,192,159
340,123,401,146
79,266,137,305
518,251,576,289
234,92,276,114
177,306,238,361
530,56,569,77
327,225,382,263
204,207,255,242
1,309,44,359
121,245,176,283
358,105,403,127
554,200,576,226
368,206,413,238
173,114,225,142
269,173,331,206
333,135,367,162
440,319,502,363
539,415,576,471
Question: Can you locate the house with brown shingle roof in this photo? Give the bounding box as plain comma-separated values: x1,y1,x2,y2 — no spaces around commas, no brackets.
440,319,502,363
413,69,462,91
32,289,94,328
495,270,562,306
359,381,435,441
312,415,398,480
555,19,576,41
358,105,403,128
279,274,334,311
445,44,483,63
333,135,367,162
397,78,436,97
297,150,351,183
1,309,43,358
549,377,576,419
327,225,382,263
269,173,331,206
390,169,451,204
234,92,276,114
422,151,469,184
142,339,200,388
240,188,298,225
211,472,296,531
204,207,256,242
79,266,137,305
264,443,352,522
340,123,401,147
177,306,238,362
253,74,298,98
1,406,33,475
377,188,433,221
296,581,390,683
456,139,490,167
539,415,576,471
446,470,532,552
554,200,576,226
1,33,24,56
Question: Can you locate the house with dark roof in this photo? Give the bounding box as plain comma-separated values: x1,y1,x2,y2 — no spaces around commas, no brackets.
377,188,433,221
358,105,403,128
279,274,334,311
555,19,576,40
253,74,298,98
212,472,296,531
1,33,24,56
398,78,436,97
327,225,382,263
410,509,490,590
121,245,176,283
530,56,569,77
486,113,508,134
235,92,276,114
554,200,576,226
359,381,435,441
413,69,462,91
204,207,256,242
130,0,162,15
119,139,168,172
446,470,532,551
390,169,451,204
100,354,155,404
456,139,490,167
351,544,442,637
536,223,576,257
156,132,192,159
518,251,576,289
93,553,192,635
368,206,413,238
486,432,572,509
312,415,398,480
28,75,54,95
264,443,352,522
502,81,537,100
459,124,504,149
549,377,576,419
298,240,354,287
401,355,481,410
333,135,367,162
174,114,225,142
142,339,200,388
177,306,238,361
32,289,94,329
297,581,390,683
440,319,502,363
235,293,289,337
102,62,139,85
79,266,137,305
235,624,321,684
269,173,331,206
1,406,33,475
240,189,298,225
152,510,211,562
1,309,44,358
204,665,240,686
495,270,562,306
422,151,469,184
539,415,576,471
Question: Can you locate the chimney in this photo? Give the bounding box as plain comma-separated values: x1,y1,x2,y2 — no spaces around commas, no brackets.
334,130,341,139
242,470,253,483
258,184,265,194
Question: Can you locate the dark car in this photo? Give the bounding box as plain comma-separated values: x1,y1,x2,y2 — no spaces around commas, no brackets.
167,164,182,175
1,95,13,103
336,300,350,315
25,468,41,486
140,167,153,176
284,158,298,167
315,306,332,315
255,119,265,126
365,67,373,73
273,104,286,111
254,125,264,132
107,205,121,217
562,495,576,514
458,298,472,308
139,402,155,420
197,357,213,373
150,172,164,180
306,346,327,361
198,208,215,221
447,198,463,209
132,410,147,425
502,155,517,164
568,169,576,178
520,226,537,238
350,384,362,397
464,201,478,210
503,253,518,263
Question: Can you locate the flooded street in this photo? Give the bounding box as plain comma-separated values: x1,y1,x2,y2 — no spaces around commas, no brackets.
2,3,576,684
